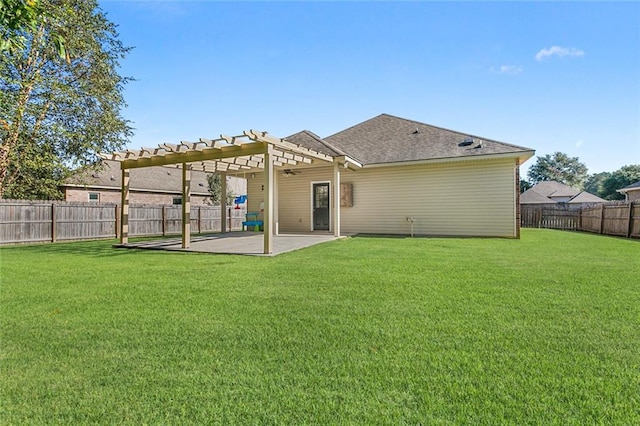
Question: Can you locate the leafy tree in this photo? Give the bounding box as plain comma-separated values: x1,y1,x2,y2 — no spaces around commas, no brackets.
527,152,588,188
207,174,235,205
0,0,67,58
1,0,40,52
600,165,640,200
0,0,132,199
583,172,611,199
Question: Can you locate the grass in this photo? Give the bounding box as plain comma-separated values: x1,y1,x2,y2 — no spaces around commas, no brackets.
1,229,639,424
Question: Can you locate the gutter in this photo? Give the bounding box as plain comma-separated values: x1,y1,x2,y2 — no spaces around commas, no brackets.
360,150,536,169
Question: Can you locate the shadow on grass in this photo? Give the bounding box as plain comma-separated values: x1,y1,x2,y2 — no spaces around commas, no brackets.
0,239,194,258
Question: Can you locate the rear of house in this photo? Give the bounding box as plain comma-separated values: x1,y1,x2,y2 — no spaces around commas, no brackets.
245,114,533,238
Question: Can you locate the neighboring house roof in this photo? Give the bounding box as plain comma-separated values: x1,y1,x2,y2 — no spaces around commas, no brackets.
63,160,211,195
549,187,580,199
520,189,557,204
526,181,580,198
320,113,534,165
521,181,605,204
617,180,640,193
569,191,606,204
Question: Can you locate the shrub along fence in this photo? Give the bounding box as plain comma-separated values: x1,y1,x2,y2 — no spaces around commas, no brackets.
0,200,247,245
521,201,640,239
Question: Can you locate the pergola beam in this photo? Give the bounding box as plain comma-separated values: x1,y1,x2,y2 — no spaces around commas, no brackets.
120,142,269,169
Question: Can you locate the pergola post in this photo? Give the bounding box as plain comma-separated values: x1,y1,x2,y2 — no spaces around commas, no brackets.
263,145,274,254
333,161,341,237
274,171,279,235
120,168,129,244
220,173,227,233
182,163,191,249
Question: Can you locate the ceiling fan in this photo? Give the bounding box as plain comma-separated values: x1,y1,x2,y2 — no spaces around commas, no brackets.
282,169,300,176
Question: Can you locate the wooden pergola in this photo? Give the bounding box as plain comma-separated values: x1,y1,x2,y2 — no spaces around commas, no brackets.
100,130,346,254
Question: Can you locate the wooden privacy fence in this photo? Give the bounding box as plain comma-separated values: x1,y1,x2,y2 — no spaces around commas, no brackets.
0,200,247,245
521,201,640,239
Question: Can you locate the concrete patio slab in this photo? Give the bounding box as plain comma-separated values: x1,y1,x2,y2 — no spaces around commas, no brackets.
114,232,340,256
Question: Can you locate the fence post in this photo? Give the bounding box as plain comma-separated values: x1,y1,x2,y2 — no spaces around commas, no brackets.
627,202,633,238
51,203,56,242
162,205,166,236
198,206,202,234
537,206,542,228
115,205,120,238
578,208,583,231
599,203,605,234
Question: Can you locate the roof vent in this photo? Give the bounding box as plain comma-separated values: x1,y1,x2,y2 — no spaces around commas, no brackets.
412,128,420,134
110,175,116,181
91,173,98,178
475,141,484,149
458,137,474,147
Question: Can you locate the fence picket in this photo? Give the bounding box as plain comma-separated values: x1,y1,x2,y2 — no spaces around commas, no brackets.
521,201,639,239
0,200,247,245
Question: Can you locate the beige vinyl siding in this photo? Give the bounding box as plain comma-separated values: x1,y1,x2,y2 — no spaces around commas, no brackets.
246,157,519,237
625,189,640,202
246,175,265,219
246,168,333,233
341,158,518,237
278,168,333,232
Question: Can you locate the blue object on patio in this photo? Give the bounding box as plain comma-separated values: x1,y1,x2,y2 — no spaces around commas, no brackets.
242,212,263,231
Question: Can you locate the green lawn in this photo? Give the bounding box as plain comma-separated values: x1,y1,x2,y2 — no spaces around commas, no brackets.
1,229,639,424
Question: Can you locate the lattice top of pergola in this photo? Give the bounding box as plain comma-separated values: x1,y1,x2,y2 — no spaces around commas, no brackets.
99,130,335,173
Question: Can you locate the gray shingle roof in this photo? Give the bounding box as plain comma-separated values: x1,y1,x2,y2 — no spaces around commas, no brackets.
528,181,580,198
569,191,606,204
323,113,534,165
520,181,605,204
520,189,555,204
285,130,344,157
63,160,211,195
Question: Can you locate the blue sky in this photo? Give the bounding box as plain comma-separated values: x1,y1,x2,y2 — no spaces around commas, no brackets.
99,1,640,176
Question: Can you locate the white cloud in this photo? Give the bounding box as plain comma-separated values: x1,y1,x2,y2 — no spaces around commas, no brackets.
490,65,523,75
499,65,523,75
576,140,584,148
536,46,585,61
